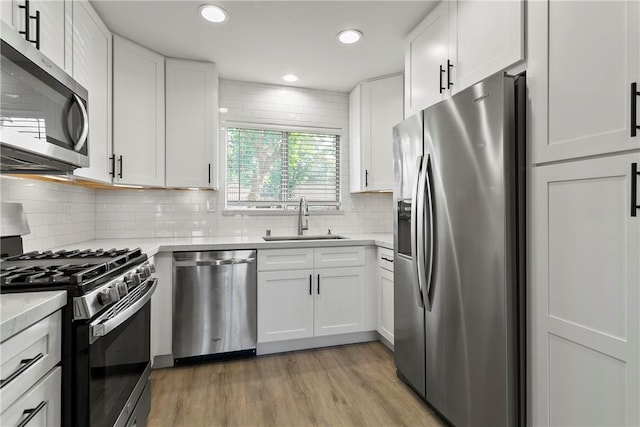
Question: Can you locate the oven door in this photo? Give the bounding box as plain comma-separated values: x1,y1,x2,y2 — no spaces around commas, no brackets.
80,278,157,427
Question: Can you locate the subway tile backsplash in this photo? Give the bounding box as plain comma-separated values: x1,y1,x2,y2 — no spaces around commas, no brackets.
0,79,392,250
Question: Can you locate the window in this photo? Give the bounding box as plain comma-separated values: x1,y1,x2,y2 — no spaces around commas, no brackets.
226,126,341,211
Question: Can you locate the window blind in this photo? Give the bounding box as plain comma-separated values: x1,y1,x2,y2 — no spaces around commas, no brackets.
226,127,340,210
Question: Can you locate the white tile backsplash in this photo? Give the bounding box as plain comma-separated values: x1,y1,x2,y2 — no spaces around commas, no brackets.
0,79,392,250
0,176,96,251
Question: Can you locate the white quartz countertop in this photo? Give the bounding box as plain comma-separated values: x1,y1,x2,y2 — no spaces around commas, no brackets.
0,291,67,341
52,233,393,257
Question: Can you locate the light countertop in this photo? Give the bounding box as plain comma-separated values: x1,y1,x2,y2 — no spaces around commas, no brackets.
52,233,393,257
0,291,67,341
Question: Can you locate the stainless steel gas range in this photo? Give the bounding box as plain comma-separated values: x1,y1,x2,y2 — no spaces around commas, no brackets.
0,247,157,427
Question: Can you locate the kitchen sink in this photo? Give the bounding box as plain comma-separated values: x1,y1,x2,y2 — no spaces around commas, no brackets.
262,235,348,241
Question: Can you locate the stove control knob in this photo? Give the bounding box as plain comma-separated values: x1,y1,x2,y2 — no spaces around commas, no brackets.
98,286,120,305
116,281,128,297
148,262,156,274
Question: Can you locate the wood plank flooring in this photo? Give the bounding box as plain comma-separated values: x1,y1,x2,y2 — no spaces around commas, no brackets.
148,342,445,427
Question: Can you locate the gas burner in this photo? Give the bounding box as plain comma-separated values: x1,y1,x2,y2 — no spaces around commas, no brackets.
3,248,132,261
0,263,109,286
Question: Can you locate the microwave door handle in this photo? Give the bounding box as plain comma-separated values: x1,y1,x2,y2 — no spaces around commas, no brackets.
71,94,89,152
411,155,425,308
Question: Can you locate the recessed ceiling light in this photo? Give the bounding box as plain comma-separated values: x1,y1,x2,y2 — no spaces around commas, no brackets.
337,29,363,44
219,107,228,113
199,4,228,23
282,74,299,83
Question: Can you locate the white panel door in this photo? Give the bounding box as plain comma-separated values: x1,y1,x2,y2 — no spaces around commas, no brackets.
257,270,314,343
531,153,640,426
113,35,165,186
72,1,112,183
165,59,218,188
361,74,403,191
529,0,640,164
29,0,69,72
378,267,394,344
314,267,365,336
404,1,449,118
448,0,523,91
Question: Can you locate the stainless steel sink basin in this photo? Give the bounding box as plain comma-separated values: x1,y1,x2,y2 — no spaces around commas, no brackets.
262,235,348,241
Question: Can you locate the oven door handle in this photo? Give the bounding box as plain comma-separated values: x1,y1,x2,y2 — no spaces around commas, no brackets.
91,278,157,341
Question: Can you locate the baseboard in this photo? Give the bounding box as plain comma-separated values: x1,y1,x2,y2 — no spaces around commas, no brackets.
152,354,174,369
377,333,394,352
257,330,379,355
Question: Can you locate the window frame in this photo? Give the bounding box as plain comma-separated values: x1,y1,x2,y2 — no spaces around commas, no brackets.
223,121,343,213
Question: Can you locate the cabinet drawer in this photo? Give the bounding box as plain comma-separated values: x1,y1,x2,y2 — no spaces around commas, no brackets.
0,310,61,412
258,248,314,271
313,246,365,269
378,248,394,272
0,367,61,427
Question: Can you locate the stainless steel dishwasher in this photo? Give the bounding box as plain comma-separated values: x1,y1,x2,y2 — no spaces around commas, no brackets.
172,250,257,364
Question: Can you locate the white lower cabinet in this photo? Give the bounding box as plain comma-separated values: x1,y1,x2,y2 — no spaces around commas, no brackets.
1,368,61,427
531,152,640,426
257,247,366,344
377,248,394,344
258,269,315,342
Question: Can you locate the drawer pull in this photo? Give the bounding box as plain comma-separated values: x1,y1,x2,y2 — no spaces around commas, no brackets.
381,256,394,263
17,401,47,427
0,353,44,389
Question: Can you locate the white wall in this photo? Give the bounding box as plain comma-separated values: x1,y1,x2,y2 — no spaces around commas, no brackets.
95,79,393,239
0,176,96,251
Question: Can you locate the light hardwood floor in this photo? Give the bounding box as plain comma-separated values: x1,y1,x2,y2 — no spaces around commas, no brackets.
148,342,445,427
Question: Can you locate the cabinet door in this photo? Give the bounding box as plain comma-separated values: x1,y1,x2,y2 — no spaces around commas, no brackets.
404,1,449,118
448,0,523,92
314,267,365,336
361,74,403,191
529,0,640,163
1,1,17,28
257,269,314,343
72,1,112,183
378,267,394,344
0,367,61,427
113,35,165,186
531,153,640,426
165,59,218,189
29,0,70,72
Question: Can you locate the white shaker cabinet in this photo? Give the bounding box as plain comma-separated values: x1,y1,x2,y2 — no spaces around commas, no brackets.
165,59,219,189
72,0,112,183
404,1,450,118
377,247,394,345
349,73,403,193
1,0,71,73
529,0,640,164
404,0,523,117
531,153,640,426
113,35,165,187
257,247,366,344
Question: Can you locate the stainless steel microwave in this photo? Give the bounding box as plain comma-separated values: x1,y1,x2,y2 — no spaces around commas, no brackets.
1,22,89,173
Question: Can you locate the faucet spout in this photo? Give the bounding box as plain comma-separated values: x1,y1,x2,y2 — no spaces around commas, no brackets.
298,196,309,235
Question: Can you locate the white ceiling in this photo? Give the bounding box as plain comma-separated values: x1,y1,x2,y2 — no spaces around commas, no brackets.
91,1,438,93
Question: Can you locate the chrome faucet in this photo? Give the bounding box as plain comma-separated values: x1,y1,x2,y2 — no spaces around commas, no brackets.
298,196,309,235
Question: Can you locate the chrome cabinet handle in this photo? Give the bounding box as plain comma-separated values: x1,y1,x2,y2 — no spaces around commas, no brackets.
17,401,47,427
72,94,89,151
0,353,44,389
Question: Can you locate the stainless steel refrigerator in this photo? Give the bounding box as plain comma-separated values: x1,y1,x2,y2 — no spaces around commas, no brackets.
392,72,526,426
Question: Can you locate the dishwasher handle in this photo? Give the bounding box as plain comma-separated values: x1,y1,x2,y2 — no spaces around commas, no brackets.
174,257,256,268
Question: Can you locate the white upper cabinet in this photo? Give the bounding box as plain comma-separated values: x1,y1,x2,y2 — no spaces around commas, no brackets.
529,0,640,164
72,0,112,183
165,59,219,189
113,35,165,187
1,0,72,73
404,1,450,118
350,73,403,193
448,0,523,93
405,0,523,117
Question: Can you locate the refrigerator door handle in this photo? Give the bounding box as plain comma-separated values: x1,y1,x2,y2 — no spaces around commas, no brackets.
424,155,435,309
411,155,425,308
